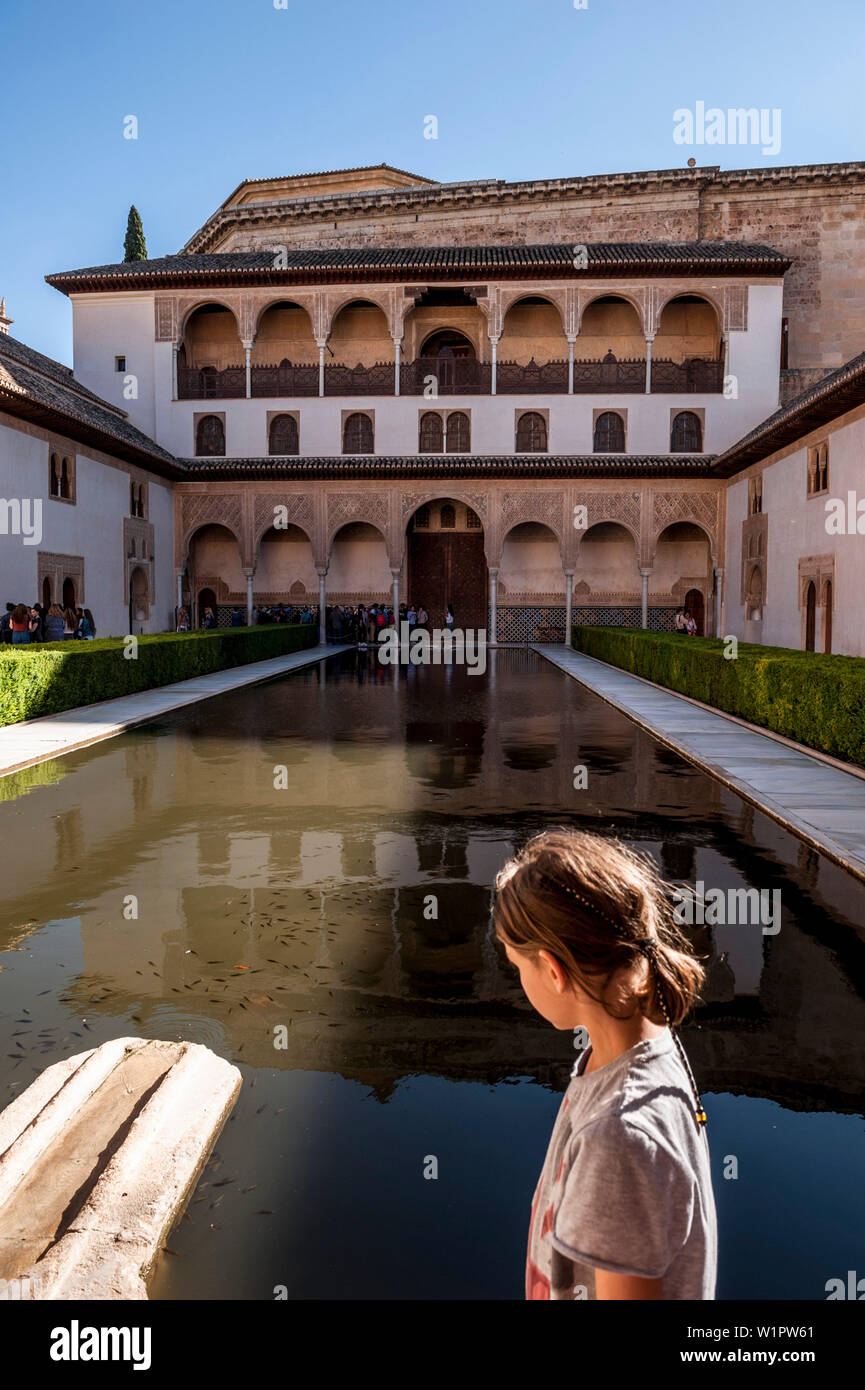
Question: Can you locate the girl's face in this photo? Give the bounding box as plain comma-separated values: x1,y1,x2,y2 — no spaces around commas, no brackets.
503,940,584,1030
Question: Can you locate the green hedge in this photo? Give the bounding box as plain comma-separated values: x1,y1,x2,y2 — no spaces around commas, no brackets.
571,626,865,766
0,624,318,726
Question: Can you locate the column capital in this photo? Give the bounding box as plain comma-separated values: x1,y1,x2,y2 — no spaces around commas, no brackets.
315,566,328,578
639,566,652,577
566,333,578,345
241,340,254,352
488,565,499,577
242,566,254,578
714,565,725,577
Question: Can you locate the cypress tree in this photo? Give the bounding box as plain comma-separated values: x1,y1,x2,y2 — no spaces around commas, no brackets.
123,206,147,262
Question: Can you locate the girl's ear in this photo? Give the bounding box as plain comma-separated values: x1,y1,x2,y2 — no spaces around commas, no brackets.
537,949,571,994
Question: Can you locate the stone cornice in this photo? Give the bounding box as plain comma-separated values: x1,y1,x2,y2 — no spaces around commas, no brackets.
181,160,865,254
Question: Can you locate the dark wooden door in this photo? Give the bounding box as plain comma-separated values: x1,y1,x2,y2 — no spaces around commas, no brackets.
408,532,487,631
684,588,705,635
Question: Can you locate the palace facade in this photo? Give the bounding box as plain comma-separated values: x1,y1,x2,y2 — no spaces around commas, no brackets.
2,159,865,652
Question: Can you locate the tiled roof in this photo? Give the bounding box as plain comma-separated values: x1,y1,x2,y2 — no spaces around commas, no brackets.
711,349,865,475
46,242,789,293
0,334,180,474
179,454,715,480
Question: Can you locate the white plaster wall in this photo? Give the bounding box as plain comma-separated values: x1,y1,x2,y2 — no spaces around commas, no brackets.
723,412,865,657
0,418,175,636
499,525,565,593
327,526,391,592
71,293,157,440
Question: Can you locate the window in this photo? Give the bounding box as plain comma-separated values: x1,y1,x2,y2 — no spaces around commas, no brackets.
343,412,373,454
748,474,763,516
671,410,702,453
419,412,444,453
807,442,829,496
440,503,456,529
50,453,61,497
115,355,126,373
414,506,430,529
516,411,547,452
196,415,225,456
593,412,625,453
446,411,470,453
269,414,299,456
466,507,481,529
49,451,75,502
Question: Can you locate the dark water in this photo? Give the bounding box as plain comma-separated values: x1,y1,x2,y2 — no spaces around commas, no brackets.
1,648,863,1300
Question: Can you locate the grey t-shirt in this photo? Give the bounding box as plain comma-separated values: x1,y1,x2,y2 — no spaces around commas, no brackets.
526,1030,717,1300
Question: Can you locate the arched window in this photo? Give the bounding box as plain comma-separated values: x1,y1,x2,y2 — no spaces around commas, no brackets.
804,580,816,652
196,415,225,456
419,412,444,453
269,414,299,455
439,504,456,529
670,411,702,453
446,411,470,453
413,506,430,529
60,458,71,498
343,412,373,454
465,507,481,529
516,411,547,452
818,443,829,492
593,412,625,453
50,454,60,496
138,484,146,518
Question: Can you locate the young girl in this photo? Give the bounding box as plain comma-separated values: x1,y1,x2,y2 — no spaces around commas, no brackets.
494,828,716,1301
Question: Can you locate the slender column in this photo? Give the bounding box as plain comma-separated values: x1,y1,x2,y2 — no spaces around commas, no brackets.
564,569,574,645
317,568,327,645
391,569,400,627
393,338,402,397
171,344,179,400
714,567,724,638
317,342,327,397
721,333,730,390
243,567,254,624
639,567,651,630
567,336,577,395
175,569,184,609
243,342,252,399
644,337,654,394
488,566,498,643
490,336,499,395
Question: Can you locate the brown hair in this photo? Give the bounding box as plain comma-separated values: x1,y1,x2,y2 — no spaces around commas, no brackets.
493,827,704,1027
11,604,28,623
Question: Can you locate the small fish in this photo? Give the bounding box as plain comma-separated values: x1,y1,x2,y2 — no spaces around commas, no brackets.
161,1247,182,1257
254,1209,276,1216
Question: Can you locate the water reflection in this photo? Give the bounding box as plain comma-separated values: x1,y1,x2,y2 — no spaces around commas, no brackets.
1,648,864,1299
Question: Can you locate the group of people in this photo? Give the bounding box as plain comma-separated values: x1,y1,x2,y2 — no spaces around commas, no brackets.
323,602,456,645
1,601,97,645
674,607,699,636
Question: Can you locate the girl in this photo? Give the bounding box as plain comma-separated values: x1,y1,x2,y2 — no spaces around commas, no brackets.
9,603,31,645
494,828,716,1301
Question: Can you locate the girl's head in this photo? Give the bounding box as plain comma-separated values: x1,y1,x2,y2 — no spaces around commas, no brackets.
11,603,27,623
494,828,704,1029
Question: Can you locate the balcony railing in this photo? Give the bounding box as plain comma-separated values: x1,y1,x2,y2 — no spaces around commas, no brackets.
178,355,725,399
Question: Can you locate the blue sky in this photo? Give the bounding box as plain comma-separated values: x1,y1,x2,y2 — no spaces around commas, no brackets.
1,0,863,364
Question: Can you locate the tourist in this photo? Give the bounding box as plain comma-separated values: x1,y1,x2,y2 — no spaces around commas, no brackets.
329,604,343,643
407,604,417,630
674,607,687,634
203,607,216,629
416,604,428,632
685,609,697,636
80,608,97,639
445,603,455,630
62,606,77,640
176,607,190,632
29,605,44,642
9,603,32,645
0,602,14,643
230,607,243,627
44,604,65,641
367,605,378,643
493,828,716,1301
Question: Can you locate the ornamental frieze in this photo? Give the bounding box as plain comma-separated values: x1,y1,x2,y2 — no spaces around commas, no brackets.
652,490,719,542
501,490,564,535
327,491,389,536
574,491,641,535
253,493,314,545
179,493,244,555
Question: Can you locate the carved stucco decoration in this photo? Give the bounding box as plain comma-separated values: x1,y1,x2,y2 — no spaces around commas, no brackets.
740,513,768,604
327,491,390,543
500,490,564,539
651,491,719,553
401,490,489,522
123,517,155,606
575,491,641,541
253,493,315,548
37,552,85,605
179,493,244,563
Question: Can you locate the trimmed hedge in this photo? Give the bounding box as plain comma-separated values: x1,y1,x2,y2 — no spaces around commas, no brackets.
571,626,865,766
0,624,318,726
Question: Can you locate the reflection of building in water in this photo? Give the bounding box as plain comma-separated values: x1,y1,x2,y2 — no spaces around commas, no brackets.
2,657,865,1110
